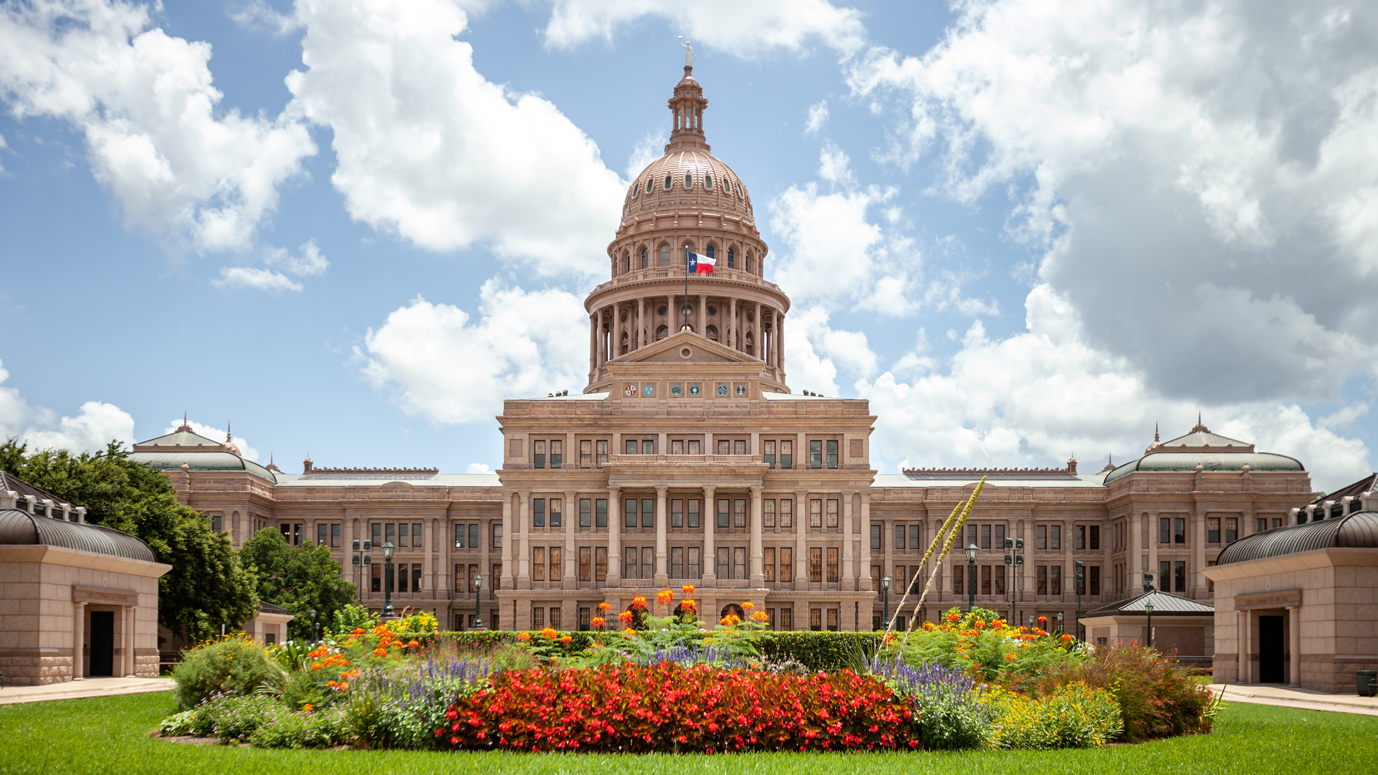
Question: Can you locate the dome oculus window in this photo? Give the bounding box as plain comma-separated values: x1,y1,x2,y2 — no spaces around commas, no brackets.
657,305,668,316
664,175,672,190
706,305,717,316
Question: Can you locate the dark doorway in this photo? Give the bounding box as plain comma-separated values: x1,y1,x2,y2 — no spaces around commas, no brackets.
1259,615,1285,683
89,611,114,677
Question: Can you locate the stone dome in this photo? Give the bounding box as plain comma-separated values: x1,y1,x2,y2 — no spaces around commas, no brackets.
622,150,753,222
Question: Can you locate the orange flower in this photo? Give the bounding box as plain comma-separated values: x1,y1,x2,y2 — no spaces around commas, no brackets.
630,596,648,610
946,612,960,623
720,614,741,627
303,703,314,712
618,610,634,624
1004,653,1017,662
516,632,531,642
624,628,637,637
1060,633,1074,643
973,620,985,629
681,600,697,612
590,616,605,629
742,601,754,611
541,627,558,640
656,589,674,606
352,627,365,635
1038,616,1048,624
407,639,420,649
560,635,572,645
682,584,695,595
598,602,611,612
372,648,387,657
751,611,769,623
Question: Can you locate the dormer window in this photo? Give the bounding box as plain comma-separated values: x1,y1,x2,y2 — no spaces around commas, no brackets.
724,180,731,194
705,174,713,189
664,175,672,190
685,174,693,188
646,179,653,193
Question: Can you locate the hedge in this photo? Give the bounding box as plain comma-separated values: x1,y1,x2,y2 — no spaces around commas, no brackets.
436,630,886,672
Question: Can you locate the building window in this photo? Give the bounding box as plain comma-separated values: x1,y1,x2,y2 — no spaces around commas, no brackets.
550,547,562,582
1174,560,1186,592
660,244,670,265
910,525,922,550
625,439,638,455
399,564,409,593
640,248,648,269
533,547,545,581
595,547,607,581
596,499,608,527
1089,525,1099,551
672,499,684,528
1225,518,1237,543
734,439,747,455
994,565,1006,596
670,439,684,455
671,546,684,578
825,499,839,530
688,547,701,579
1160,517,1171,545
734,499,747,528
811,608,822,631
332,523,341,547
827,609,839,632
727,248,735,269
580,499,591,528
717,547,731,579
579,547,591,581
764,440,776,468
826,547,839,582
578,607,591,632
980,524,991,550
953,565,964,595
809,440,822,469
764,547,776,582
533,440,545,469
688,499,700,529
532,605,544,629
596,440,608,467
764,499,776,529
688,439,701,454
718,499,730,528
1208,517,1220,544
212,515,223,534
809,548,822,582
1174,518,1186,545
580,440,592,468
780,499,793,529
1037,566,1048,596
533,498,545,528
780,547,793,582
1050,565,1062,595
734,547,747,579
809,499,822,529
1256,517,1267,533
492,524,502,548
1089,565,1101,595
1036,525,1046,550
717,440,730,455
1050,524,1061,550
550,440,562,468
624,547,639,580
871,524,882,551
826,440,839,469
1160,560,1171,591
781,440,793,469
1076,525,1086,550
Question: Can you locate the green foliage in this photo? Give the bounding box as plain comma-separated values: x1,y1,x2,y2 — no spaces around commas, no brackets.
1031,642,1218,741
157,710,197,736
240,528,356,641
247,706,350,749
760,632,886,671
200,693,283,742
986,682,1123,749
171,636,282,710
328,604,377,640
0,438,258,642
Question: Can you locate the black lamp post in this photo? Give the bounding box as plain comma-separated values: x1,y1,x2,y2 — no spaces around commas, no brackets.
309,608,318,643
965,543,978,613
472,573,484,630
1074,560,1084,642
1057,610,1064,635
1003,537,1024,625
351,539,373,604
381,541,395,619
881,575,891,630
1144,601,1154,649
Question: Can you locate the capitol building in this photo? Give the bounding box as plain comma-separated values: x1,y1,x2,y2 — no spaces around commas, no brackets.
128,66,1321,653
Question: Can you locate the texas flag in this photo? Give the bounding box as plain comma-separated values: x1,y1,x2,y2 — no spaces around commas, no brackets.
687,252,716,274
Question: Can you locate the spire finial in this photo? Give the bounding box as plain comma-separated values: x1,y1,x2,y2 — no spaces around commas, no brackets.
1154,422,1160,441
177,412,192,432
226,421,232,442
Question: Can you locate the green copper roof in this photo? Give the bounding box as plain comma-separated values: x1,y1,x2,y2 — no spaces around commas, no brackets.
135,429,225,447
1105,451,1302,483
129,450,278,483
0,509,156,562
1217,510,1378,565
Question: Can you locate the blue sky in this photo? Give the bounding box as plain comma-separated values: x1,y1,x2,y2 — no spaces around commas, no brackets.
2,0,1376,492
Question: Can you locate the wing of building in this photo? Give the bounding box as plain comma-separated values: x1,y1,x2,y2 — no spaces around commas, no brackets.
130,66,1319,637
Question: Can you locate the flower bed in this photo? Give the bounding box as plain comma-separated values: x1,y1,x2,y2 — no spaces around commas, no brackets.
161,601,1213,753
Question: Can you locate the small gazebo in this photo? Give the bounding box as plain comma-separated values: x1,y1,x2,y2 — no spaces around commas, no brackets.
1081,590,1214,664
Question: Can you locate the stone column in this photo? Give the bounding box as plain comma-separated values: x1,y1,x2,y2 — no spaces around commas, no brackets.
702,486,717,584
794,489,809,591
1148,512,1159,591
655,486,669,585
607,486,622,586
779,313,786,373
517,490,531,590
1128,511,1142,591
564,490,578,590
698,294,706,336
749,486,764,586
589,312,597,373
72,603,85,680
123,606,135,678
860,492,872,591
842,491,855,591
1193,506,1207,598
754,301,762,358
421,517,433,594
1287,605,1301,687
728,298,737,352
637,297,645,349
1240,609,1252,684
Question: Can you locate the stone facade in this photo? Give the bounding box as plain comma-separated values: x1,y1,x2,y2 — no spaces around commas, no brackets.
132,67,1317,636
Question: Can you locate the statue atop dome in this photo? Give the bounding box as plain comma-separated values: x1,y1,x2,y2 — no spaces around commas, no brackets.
679,37,694,68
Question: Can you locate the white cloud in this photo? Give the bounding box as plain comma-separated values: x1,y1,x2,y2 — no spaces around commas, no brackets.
792,306,878,379
466,462,492,474
625,131,667,180
817,143,855,187
805,99,829,135
227,0,300,36
542,0,866,58
0,0,316,252
847,0,1378,403
166,418,261,463
265,239,328,276
285,0,626,279
0,132,8,173
357,280,588,425
838,284,1372,493
0,357,134,453
213,266,302,292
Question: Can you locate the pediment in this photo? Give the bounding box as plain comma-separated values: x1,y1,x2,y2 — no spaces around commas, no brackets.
617,330,759,365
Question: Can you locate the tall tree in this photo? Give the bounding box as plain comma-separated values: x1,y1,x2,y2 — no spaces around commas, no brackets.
240,528,356,641
0,438,259,643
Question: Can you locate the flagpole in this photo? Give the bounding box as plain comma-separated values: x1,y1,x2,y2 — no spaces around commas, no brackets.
683,243,690,332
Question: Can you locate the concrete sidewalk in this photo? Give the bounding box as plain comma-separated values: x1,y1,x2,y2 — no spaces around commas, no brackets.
1210,683,1378,717
0,677,174,706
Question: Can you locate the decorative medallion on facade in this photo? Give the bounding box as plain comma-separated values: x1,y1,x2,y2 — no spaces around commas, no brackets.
671,384,683,397
736,384,747,397
624,384,637,397
689,384,701,396
643,384,655,397
717,384,729,396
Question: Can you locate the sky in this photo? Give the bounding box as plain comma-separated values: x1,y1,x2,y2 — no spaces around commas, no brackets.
1,0,1376,492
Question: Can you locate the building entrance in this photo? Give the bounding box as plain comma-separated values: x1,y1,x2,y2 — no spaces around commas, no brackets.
89,611,114,677
1259,614,1285,683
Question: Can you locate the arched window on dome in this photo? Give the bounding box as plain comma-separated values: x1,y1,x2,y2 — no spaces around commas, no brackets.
705,174,713,190
727,248,735,270
641,248,648,269
659,244,671,266
706,245,715,265
724,180,731,195
623,251,631,274
664,175,672,190
706,325,719,342
746,251,752,274
684,174,692,189
656,324,669,341
646,179,653,194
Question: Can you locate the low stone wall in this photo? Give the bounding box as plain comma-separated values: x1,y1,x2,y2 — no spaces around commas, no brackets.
0,653,73,686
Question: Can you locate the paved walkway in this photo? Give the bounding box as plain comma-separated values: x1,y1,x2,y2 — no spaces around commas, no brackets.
1210,683,1378,717
0,677,174,706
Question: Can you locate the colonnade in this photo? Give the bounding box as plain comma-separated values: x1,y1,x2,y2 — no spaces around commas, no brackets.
589,295,784,370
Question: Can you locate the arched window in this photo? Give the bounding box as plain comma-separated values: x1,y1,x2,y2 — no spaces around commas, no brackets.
623,252,631,273
746,253,753,274
745,332,754,357
705,174,713,190
720,603,745,622
727,248,735,269
659,245,670,266
724,180,731,195
656,324,669,341
646,178,653,194
664,175,672,190
706,325,719,341
685,174,692,189
706,245,716,263
640,248,648,269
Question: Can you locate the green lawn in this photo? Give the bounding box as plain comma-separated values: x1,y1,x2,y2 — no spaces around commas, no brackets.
0,691,1374,774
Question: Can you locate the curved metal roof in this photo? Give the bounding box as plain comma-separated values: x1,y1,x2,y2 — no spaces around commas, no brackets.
129,450,277,483
1105,451,1303,483
1217,510,1378,565
0,509,156,562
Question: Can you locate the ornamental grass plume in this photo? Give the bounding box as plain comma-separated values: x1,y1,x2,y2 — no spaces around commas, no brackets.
899,476,987,649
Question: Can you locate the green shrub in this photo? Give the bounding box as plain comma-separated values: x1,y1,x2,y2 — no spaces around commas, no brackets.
1032,642,1216,741
247,712,306,749
329,604,377,640
201,693,286,743
760,632,885,671
987,682,1122,749
158,710,197,737
171,636,281,710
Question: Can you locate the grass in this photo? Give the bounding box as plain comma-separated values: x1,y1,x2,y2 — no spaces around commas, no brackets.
0,691,1375,774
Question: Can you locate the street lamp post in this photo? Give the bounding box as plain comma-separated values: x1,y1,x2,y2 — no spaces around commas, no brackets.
309,608,318,643
381,541,395,619
881,576,891,630
1003,538,1024,625
350,539,373,605
472,573,484,630
965,543,978,614
1144,601,1154,649
1057,611,1064,635
1074,560,1084,642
